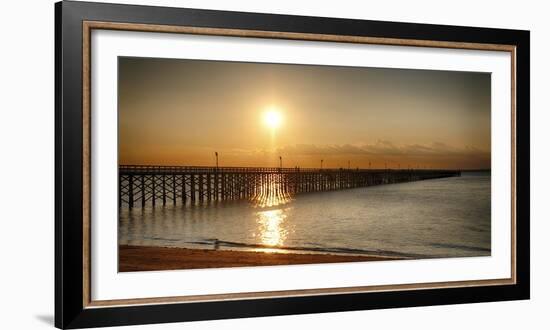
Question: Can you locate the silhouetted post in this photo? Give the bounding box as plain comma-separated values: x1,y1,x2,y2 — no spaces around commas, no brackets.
321,159,324,169
215,152,219,168
215,173,220,199
118,174,122,207
190,174,195,203
221,173,226,199
128,175,134,209
198,174,204,202
207,173,212,201
162,175,166,206
181,175,186,204
172,174,176,205
279,156,282,169
152,175,156,206
141,175,145,207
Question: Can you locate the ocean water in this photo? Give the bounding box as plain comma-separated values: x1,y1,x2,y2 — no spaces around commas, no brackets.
119,172,491,259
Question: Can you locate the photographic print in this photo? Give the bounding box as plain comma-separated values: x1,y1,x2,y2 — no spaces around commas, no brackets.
118,57,491,272
56,4,529,327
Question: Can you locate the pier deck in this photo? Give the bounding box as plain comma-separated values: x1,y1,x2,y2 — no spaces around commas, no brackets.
119,165,461,209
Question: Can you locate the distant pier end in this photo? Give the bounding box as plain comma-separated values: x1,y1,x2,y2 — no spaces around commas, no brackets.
118,165,461,209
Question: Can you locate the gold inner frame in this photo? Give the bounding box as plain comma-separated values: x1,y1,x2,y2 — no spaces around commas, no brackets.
82,20,517,308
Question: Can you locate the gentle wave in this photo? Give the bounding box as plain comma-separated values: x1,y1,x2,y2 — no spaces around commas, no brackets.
139,236,490,259
428,242,491,253
184,238,429,258
137,237,491,259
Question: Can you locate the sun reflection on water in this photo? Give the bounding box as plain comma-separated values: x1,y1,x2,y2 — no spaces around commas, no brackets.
251,179,292,208
256,209,288,247
243,177,296,252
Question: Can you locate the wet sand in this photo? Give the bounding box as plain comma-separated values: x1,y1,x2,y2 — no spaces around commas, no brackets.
119,245,399,272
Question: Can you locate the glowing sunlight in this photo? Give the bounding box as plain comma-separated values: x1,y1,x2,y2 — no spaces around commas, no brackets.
257,209,288,247
263,107,282,130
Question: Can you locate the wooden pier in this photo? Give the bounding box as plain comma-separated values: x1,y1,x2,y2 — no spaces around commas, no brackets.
119,165,460,209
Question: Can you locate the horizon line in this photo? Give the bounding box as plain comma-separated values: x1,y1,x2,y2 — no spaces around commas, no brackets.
119,164,489,171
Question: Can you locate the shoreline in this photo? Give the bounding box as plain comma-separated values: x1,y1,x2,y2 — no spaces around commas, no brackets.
119,245,401,272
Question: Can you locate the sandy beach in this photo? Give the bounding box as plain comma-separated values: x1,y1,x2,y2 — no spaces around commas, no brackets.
119,245,399,272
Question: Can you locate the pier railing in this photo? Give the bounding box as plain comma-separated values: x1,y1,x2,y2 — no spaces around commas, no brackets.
119,165,460,209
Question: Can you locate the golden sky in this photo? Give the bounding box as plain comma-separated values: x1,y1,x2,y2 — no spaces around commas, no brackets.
119,57,490,169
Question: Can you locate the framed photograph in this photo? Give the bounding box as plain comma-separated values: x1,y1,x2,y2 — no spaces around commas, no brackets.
55,1,530,328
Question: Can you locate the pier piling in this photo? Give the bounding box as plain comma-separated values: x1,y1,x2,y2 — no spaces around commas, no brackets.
119,165,460,209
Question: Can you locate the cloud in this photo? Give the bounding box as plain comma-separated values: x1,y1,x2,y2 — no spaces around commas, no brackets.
274,140,488,158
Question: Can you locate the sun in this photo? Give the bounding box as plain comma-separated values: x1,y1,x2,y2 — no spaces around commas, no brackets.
263,108,282,129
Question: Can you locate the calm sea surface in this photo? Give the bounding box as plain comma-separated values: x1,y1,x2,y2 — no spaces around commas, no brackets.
119,172,491,259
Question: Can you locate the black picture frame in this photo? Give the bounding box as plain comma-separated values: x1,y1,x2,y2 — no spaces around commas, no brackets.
55,1,530,328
